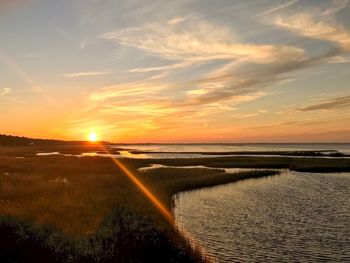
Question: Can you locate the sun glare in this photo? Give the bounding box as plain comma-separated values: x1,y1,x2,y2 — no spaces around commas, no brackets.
88,132,97,142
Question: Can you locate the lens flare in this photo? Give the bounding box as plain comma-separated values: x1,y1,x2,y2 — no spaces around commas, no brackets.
98,143,213,261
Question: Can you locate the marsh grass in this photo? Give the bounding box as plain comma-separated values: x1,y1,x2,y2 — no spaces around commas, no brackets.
0,156,130,235
0,154,279,262
156,155,350,172
0,155,212,262
2,146,348,262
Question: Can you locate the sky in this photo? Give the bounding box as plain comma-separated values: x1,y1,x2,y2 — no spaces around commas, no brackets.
1,0,350,143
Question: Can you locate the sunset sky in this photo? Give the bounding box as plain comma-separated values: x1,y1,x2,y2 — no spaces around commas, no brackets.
1,0,350,142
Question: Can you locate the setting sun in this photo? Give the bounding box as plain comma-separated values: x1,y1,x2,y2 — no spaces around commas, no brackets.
88,132,97,142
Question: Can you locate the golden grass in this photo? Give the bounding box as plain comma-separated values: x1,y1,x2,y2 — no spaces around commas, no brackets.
1,145,348,262
0,155,223,236
0,156,136,235
0,154,277,237
0,146,285,262
0,146,287,238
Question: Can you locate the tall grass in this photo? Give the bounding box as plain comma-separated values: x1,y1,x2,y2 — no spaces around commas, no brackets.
6,149,346,262
1,149,349,262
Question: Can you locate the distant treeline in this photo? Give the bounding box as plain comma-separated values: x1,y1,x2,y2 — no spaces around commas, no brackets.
0,134,109,146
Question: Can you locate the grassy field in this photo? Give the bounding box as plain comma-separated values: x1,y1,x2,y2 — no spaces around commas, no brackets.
0,148,282,263
1,145,349,262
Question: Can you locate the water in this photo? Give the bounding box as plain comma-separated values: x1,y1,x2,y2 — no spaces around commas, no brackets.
114,143,350,154
174,171,350,262
137,164,266,173
115,143,350,159
36,143,350,158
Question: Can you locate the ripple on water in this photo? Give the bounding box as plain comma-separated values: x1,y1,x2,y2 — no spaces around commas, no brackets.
174,171,350,262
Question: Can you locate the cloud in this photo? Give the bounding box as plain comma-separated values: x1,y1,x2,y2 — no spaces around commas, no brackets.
257,0,300,17
0,87,11,96
96,16,312,113
102,17,304,64
243,119,331,131
128,60,195,73
274,1,350,50
328,56,350,63
64,71,110,78
88,45,341,119
0,87,22,103
275,15,350,50
231,113,258,119
97,16,308,110
166,16,189,25
297,95,350,111
89,83,166,102
173,47,339,107
73,7,350,140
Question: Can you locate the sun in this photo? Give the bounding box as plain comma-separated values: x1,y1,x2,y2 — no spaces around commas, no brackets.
88,132,97,142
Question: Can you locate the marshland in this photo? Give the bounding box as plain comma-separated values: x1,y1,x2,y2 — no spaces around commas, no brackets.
0,143,281,262
1,139,350,262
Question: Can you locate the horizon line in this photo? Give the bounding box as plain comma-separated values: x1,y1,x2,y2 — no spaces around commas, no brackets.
1,134,349,145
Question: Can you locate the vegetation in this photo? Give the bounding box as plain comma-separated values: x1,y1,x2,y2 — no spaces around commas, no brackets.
0,144,118,157
1,141,349,262
0,153,279,262
0,134,62,146
0,134,110,147
155,155,350,173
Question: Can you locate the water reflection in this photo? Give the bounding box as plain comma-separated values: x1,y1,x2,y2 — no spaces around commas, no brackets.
113,144,350,154
119,150,147,158
36,152,60,156
138,164,276,174
174,172,350,262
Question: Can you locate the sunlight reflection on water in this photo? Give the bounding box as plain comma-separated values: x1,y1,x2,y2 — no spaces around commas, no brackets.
35,143,350,159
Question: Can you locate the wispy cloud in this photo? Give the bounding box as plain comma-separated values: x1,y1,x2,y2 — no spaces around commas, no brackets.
96,16,307,111
231,113,259,119
62,1,350,141
171,47,339,108
166,16,189,25
0,87,11,96
102,16,304,64
77,4,350,143
128,60,195,73
257,0,299,17
274,1,350,50
275,15,350,50
298,95,350,111
0,87,22,103
243,119,332,131
64,71,110,78
89,83,166,102
328,55,350,63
